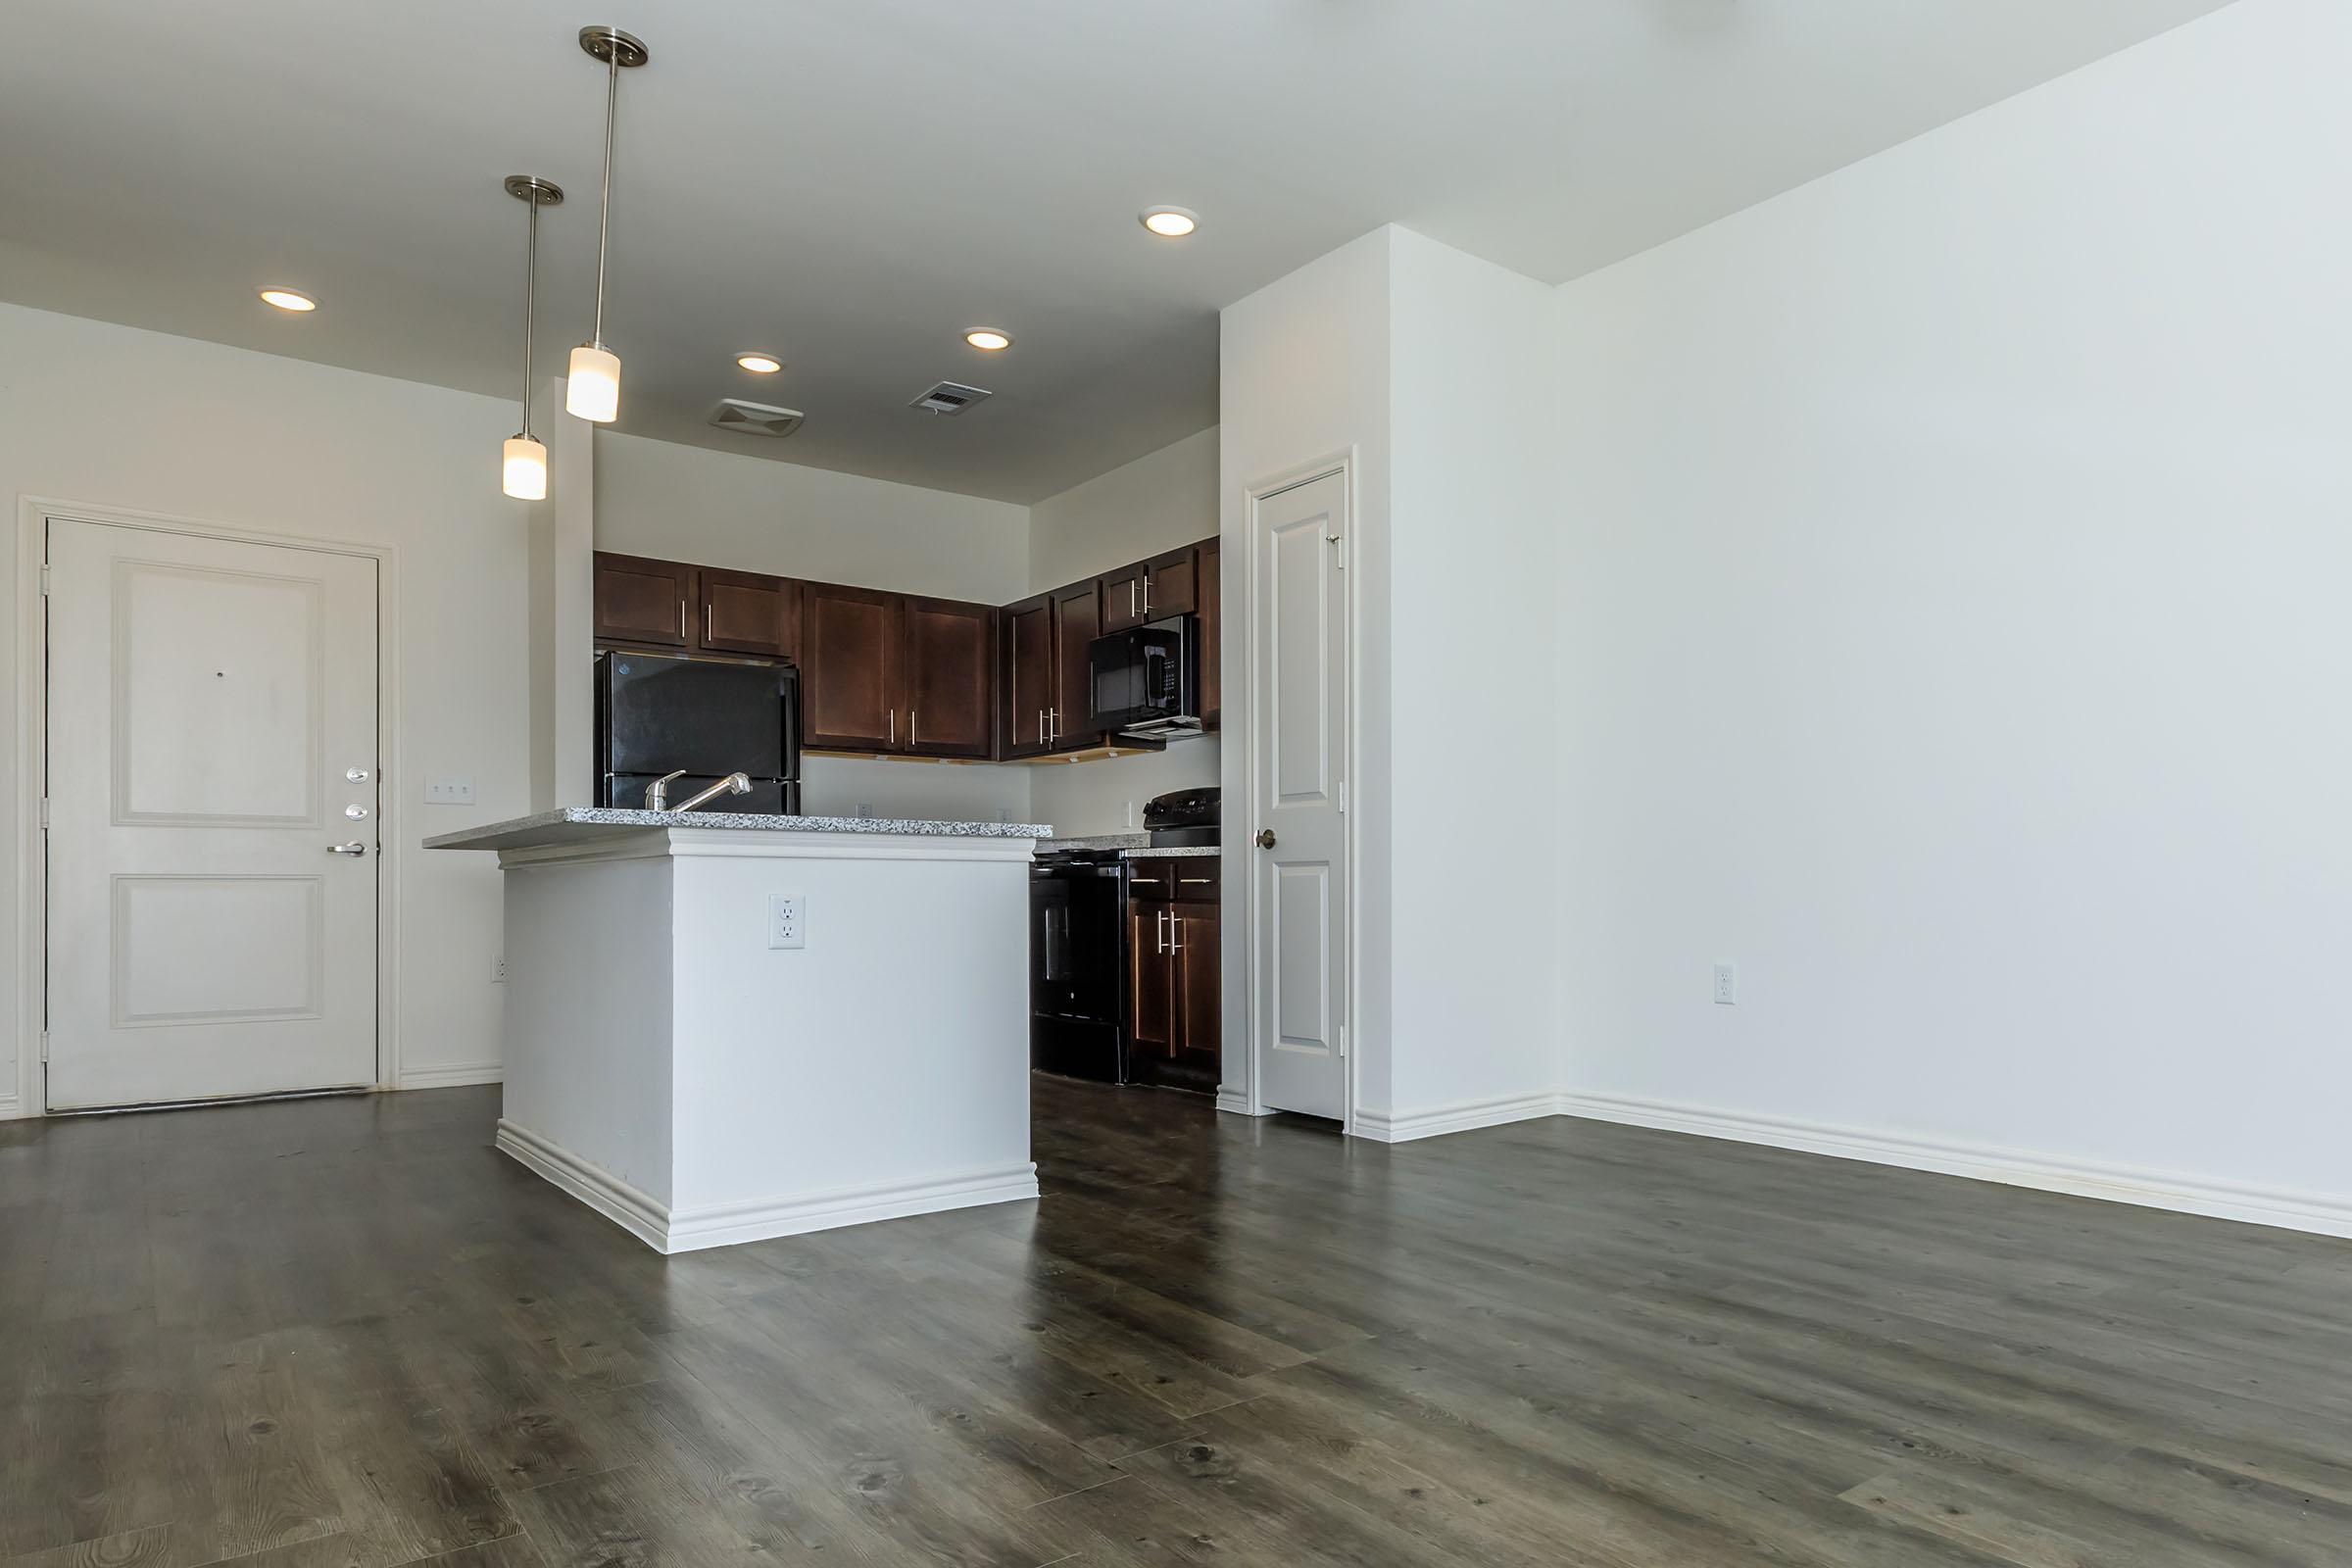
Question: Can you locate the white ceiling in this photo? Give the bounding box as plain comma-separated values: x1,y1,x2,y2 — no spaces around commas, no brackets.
0,1,2230,504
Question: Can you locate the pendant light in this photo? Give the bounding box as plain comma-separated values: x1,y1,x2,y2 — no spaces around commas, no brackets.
566,25,649,422
502,175,564,500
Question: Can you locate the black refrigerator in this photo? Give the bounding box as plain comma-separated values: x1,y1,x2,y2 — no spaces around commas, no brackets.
596,651,802,814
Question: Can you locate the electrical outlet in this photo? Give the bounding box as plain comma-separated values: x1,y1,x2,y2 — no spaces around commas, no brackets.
1124,800,1137,828
425,776,475,805
855,802,874,820
1712,962,1737,1005
491,953,507,984
766,893,806,950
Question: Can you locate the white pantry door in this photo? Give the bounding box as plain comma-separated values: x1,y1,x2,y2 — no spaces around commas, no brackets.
1251,470,1348,1120
44,518,380,1110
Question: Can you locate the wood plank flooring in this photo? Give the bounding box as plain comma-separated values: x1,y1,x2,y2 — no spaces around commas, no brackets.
4,1075,2350,1566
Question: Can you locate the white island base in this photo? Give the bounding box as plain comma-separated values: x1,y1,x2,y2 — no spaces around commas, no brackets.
428,810,1047,1252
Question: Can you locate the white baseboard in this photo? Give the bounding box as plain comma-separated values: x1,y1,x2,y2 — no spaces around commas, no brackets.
1555,1090,2352,1242
495,1118,1039,1254
0,1092,22,1120
1352,1090,1561,1145
1215,1087,1269,1117
399,1061,504,1090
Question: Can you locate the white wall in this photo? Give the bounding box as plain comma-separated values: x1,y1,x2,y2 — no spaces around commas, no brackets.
1551,0,2352,1224
1384,229,1558,1126
0,301,537,1103
1028,426,1217,593
1026,425,1223,839
596,429,1029,604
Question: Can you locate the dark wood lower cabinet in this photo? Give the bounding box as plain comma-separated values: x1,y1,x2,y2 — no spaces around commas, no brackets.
1129,863,1219,1094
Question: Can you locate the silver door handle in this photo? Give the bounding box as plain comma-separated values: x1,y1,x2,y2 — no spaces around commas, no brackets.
327,841,368,856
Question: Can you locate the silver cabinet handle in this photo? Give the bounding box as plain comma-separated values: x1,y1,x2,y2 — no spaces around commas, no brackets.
327,842,368,856
889,708,896,746
1167,913,1182,955
1180,876,1212,885
1154,907,1167,956
706,603,714,642
1048,706,1059,743
677,600,686,638
910,708,918,747
1037,709,1046,746
1129,579,1137,619
1143,575,1152,616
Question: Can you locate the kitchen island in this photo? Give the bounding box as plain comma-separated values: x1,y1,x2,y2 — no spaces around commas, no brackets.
427,808,1050,1252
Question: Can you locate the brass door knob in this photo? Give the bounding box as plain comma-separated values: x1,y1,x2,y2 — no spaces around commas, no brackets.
1254,828,1277,850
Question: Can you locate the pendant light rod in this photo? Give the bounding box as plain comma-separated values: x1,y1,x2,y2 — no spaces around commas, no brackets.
577,26,648,351
504,175,564,436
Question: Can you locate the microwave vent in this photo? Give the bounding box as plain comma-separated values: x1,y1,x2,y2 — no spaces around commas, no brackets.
708,399,805,438
910,380,992,416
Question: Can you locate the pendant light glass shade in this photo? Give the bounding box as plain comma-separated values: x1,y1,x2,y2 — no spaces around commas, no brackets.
565,343,621,422
567,27,648,424
503,435,549,500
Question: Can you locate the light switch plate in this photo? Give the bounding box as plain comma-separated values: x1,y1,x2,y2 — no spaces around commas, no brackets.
425,777,475,805
767,893,806,950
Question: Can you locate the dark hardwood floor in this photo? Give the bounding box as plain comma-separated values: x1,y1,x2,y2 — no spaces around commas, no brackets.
4,1074,2350,1567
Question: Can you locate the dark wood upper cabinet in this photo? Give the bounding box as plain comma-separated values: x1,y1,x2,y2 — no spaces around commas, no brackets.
903,598,995,759
801,582,900,751
700,567,800,661
594,553,694,649
1144,547,1198,618
1000,594,1054,759
1196,537,1221,730
1100,562,1150,632
1050,579,1104,750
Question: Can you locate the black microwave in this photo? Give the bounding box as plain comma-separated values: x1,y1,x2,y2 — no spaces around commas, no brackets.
1088,614,1201,739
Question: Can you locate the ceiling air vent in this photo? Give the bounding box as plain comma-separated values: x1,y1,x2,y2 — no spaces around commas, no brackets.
910,380,992,416
708,399,805,438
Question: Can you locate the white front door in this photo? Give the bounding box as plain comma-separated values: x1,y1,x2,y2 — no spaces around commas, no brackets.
44,518,381,1110
1250,470,1348,1119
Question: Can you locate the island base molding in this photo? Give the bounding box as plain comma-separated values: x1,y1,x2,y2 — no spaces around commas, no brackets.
497,1118,1040,1254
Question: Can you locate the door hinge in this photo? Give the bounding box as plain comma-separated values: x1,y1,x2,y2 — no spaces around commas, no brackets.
1326,532,1345,569
39,1031,49,1063
1337,1023,1348,1060
39,564,50,597
1337,781,1347,815
38,797,48,830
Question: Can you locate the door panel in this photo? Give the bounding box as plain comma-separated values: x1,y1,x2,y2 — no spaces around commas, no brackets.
700,568,799,660
594,552,694,648
46,518,379,1110
1001,595,1054,758
1252,472,1348,1120
802,582,900,751
904,598,994,758
1049,580,1103,751
1129,898,1176,1063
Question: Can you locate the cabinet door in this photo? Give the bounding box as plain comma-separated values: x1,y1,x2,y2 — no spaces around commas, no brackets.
1172,902,1221,1067
1050,579,1104,750
594,553,694,649
903,597,995,759
1001,594,1054,759
1144,547,1198,618
699,568,799,661
802,582,902,751
1100,564,1150,632
1127,896,1177,1064
1196,537,1221,730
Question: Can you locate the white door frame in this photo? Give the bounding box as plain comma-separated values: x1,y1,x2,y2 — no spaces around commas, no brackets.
1238,453,1361,1133
11,498,403,1117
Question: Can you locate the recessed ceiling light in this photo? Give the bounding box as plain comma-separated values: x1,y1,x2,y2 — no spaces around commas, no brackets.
735,352,783,374
963,328,1012,352
1140,207,1198,238
258,286,317,313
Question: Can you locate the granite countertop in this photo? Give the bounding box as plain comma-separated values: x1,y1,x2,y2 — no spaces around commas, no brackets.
426,807,1053,853
1036,833,1221,860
